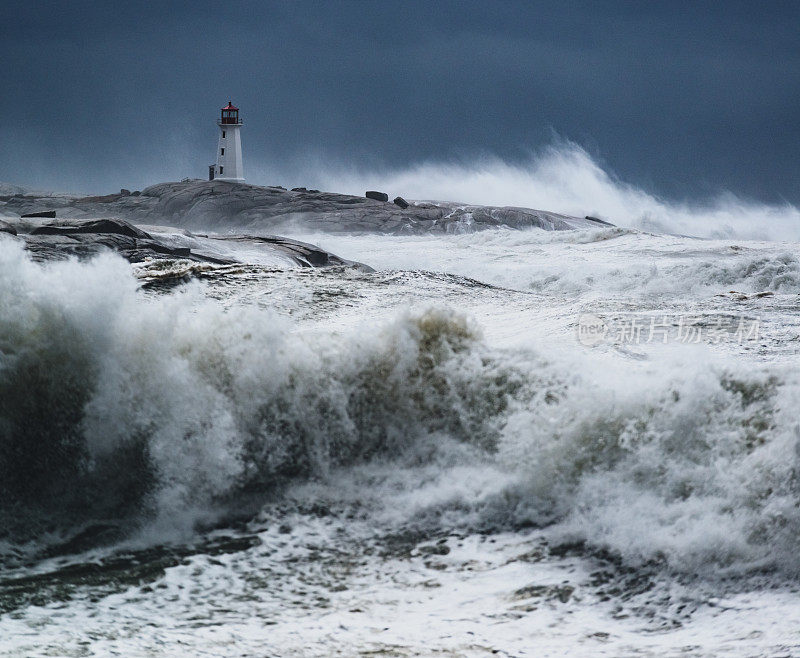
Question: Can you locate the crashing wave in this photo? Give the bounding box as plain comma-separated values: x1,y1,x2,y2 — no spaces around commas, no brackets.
2,240,800,580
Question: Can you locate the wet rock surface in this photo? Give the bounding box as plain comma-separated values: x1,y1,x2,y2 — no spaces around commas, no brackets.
0,216,370,270
0,180,613,235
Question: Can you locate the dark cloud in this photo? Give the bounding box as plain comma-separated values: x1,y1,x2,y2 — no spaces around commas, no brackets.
1,0,798,203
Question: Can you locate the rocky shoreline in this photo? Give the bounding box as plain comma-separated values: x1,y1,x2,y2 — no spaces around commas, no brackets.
0,216,370,270
0,179,613,235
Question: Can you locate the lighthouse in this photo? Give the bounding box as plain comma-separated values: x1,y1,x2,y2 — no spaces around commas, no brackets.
209,101,244,182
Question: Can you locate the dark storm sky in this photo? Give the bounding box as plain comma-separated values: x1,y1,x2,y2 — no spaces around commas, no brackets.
1,0,798,202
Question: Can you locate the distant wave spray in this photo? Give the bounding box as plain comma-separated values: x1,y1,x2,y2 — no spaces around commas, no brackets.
315,142,800,241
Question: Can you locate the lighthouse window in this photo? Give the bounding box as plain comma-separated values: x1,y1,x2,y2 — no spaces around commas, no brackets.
219,166,224,174
220,148,225,155
222,131,226,138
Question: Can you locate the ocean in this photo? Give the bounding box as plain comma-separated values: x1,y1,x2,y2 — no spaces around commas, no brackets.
1,222,800,656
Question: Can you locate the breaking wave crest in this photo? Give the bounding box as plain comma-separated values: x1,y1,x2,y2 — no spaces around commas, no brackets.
493,359,799,576
526,250,800,297
2,239,800,579
0,239,507,546
316,141,800,241
289,229,800,301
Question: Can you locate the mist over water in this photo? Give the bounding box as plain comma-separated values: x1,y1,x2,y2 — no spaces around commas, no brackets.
294,141,800,241
8,139,799,241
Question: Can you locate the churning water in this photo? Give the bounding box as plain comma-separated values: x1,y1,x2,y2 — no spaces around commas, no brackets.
2,219,800,656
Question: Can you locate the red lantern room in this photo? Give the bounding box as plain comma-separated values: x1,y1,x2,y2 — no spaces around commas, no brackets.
212,100,245,182
220,101,241,125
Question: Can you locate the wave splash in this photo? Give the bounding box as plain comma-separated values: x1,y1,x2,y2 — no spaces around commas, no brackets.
525,249,800,297
0,240,508,547
495,361,798,576
2,240,800,579
317,141,800,241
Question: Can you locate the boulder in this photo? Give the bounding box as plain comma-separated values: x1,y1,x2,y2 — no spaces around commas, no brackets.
21,210,56,218
213,234,373,271
31,218,152,239
365,191,389,202
585,215,614,226
131,191,141,196
0,219,17,235
120,189,131,196
393,196,410,209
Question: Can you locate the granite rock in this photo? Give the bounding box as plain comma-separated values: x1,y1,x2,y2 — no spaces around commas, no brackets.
0,216,370,270
0,180,614,235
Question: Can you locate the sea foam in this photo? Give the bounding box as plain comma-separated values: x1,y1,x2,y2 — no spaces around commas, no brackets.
2,237,799,580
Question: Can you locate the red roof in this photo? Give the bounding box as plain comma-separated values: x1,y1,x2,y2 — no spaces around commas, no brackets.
222,101,238,111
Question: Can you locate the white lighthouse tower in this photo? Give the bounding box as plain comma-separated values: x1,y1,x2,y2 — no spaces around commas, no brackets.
210,101,244,182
